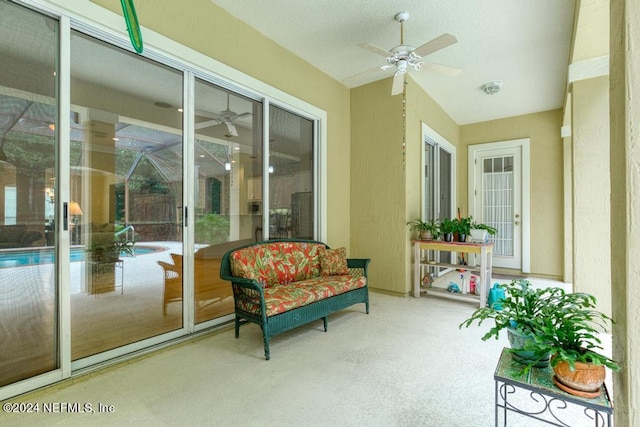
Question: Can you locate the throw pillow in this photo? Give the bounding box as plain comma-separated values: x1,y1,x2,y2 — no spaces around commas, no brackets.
320,247,349,276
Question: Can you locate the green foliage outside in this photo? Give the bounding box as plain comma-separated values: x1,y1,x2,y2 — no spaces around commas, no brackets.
195,214,230,245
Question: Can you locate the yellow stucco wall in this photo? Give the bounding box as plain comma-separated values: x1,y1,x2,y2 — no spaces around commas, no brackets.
350,79,406,292
460,110,564,278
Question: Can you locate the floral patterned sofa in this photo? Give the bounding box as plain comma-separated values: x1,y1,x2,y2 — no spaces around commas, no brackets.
220,239,370,360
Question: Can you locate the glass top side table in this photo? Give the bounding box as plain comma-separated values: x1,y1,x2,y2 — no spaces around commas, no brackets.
494,348,612,426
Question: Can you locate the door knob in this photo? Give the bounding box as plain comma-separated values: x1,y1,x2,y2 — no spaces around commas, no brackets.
514,221,520,226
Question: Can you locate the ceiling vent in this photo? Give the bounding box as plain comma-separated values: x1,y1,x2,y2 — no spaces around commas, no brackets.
480,81,503,95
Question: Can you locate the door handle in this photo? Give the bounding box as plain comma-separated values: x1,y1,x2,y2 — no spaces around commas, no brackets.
514,221,520,226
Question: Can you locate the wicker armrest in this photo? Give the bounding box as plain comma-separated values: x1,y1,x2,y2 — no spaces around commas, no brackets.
229,277,264,294
347,258,371,278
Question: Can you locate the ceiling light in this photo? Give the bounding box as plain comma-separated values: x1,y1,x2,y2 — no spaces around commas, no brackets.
480,81,503,95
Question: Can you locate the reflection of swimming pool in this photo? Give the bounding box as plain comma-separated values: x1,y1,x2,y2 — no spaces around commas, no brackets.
0,245,165,268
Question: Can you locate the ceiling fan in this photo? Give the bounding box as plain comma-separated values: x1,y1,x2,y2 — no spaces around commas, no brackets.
357,11,461,95
195,93,251,137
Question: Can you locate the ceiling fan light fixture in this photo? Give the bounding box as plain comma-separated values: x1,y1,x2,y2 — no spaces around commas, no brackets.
481,81,503,95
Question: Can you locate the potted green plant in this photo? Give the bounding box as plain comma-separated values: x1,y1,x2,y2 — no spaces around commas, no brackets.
470,220,498,243
453,216,472,242
406,218,439,240
85,224,136,294
459,280,561,367
86,234,136,262
195,213,230,245
530,291,620,397
439,218,456,242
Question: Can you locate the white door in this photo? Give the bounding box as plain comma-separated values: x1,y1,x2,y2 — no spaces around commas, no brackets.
469,140,530,270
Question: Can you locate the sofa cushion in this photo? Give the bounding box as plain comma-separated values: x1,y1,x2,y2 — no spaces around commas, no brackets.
230,242,323,287
235,275,367,316
320,247,348,276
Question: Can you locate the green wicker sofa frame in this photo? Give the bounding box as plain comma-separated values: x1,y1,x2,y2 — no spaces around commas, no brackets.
220,239,370,360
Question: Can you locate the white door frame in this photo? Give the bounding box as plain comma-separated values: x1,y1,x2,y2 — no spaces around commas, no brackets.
468,138,530,273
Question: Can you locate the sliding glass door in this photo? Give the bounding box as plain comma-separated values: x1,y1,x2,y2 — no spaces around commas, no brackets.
69,31,184,360
268,105,315,240
192,80,263,324
0,1,58,387
422,124,456,266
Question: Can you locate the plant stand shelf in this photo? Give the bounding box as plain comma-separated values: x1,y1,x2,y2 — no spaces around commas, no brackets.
494,348,613,426
419,286,480,304
87,259,124,296
412,239,493,307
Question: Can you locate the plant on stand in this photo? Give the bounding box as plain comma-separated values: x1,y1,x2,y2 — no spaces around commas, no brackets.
531,291,620,397
453,216,472,242
459,280,562,368
470,220,498,243
460,281,620,397
406,218,440,240
439,218,456,242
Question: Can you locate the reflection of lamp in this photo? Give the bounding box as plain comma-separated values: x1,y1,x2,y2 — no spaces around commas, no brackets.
69,201,83,216
69,201,83,245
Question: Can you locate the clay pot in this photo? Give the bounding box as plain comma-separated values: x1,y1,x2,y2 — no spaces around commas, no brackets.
552,357,605,394
419,230,432,240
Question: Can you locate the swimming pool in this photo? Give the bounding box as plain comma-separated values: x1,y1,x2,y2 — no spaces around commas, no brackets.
0,245,165,268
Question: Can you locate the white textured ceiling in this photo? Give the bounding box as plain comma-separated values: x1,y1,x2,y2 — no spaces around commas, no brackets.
211,0,576,125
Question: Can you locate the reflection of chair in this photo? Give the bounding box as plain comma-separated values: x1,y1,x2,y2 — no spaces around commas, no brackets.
158,258,182,315
157,252,235,316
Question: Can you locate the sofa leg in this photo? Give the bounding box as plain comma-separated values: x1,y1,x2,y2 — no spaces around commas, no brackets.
322,316,328,332
235,316,240,338
365,300,370,314
262,330,270,360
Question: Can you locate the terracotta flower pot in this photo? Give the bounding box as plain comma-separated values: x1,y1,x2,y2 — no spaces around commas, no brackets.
552,357,605,395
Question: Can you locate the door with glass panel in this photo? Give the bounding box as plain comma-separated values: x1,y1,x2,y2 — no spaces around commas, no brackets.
69,31,184,360
472,146,522,269
192,81,263,324
0,1,58,387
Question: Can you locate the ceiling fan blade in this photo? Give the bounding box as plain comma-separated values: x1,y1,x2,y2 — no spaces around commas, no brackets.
358,43,393,57
413,33,458,58
391,72,405,96
343,65,389,82
195,110,222,120
225,122,238,137
194,118,222,130
235,112,252,119
421,62,463,77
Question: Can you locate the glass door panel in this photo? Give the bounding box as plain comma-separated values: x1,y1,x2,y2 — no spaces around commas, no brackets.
70,31,184,359
0,1,58,386
268,105,314,240
193,80,263,323
438,148,453,264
